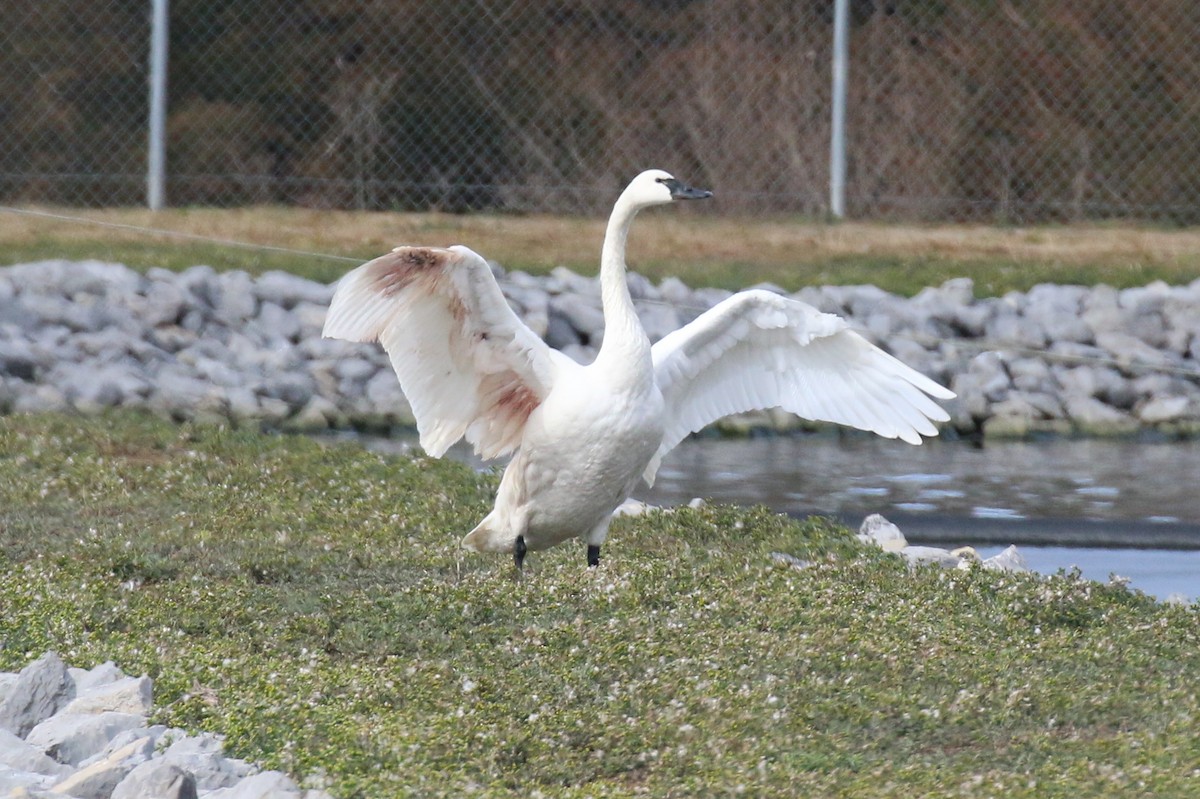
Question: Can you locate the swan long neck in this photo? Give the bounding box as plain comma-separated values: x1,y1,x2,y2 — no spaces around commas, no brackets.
595,192,651,376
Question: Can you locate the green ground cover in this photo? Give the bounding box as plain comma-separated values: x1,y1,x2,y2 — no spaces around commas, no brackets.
1,412,1197,797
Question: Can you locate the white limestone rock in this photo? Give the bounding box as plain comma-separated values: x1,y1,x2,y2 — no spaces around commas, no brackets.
1136,395,1193,424
0,728,72,779
0,653,74,739
204,770,302,798
62,676,152,717
111,759,198,799
857,514,907,552
160,734,250,792
254,270,332,309
1062,394,1138,435
613,499,655,517
983,545,1029,573
48,736,152,799
901,546,963,569
25,711,145,767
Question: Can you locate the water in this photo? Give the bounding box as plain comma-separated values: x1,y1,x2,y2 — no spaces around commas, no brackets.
641,434,1200,601
642,434,1200,532
338,431,1200,602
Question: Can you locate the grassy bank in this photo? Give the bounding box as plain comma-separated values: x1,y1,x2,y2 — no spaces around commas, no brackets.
4,207,1200,296
1,411,1197,797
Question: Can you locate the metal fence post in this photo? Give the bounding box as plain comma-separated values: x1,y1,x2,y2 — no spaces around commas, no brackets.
829,0,849,219
147,0,169,210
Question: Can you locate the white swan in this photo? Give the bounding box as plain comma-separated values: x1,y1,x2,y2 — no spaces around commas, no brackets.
323,169,954,569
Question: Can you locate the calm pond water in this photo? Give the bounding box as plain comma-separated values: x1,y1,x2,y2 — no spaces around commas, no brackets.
340,431,1200,602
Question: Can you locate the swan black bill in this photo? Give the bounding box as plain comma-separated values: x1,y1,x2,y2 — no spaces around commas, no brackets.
658,177,713,201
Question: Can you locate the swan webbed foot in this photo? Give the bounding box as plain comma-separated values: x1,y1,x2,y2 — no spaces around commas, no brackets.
514,535,528,573
587,544,601,568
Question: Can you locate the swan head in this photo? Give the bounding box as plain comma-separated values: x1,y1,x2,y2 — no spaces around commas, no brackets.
621,169,713,210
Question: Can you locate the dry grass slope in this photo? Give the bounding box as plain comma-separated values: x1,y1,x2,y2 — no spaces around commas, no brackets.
4,206,1200,296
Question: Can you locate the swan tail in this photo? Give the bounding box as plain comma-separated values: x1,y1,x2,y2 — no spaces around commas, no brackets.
461,515,513,554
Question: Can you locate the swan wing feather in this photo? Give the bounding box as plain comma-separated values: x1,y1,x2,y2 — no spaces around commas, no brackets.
646,290,955,484
323,245,554,460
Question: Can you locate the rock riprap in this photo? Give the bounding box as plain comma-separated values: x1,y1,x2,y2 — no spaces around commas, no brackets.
0,652,333,799
2,260,1199,436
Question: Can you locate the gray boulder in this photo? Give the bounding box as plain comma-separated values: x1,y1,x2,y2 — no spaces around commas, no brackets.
160,734,249,791
856,514,907,552
0,764,54,794
254,271,332,309
140,277,189,327
983,545,1029,573
657,276,694,307
112,759,198,799
546,265,599,298
947,371,989,426
25,711,145,767
149,372,225,421
0,728,71,779
982,395,1041,437
543,312,581,350
0,653,74,739
1136,395,1194,425
1095,331,1174,371
211,271,258,325
12,384,69,414
58,362,152,411
255,301,302,344
550,293,604,343
0,337,40,382
204,770,302,798
636,302,681,343
1062,395,1138,435
62,676,153,717
1024,283,1092,344
692,286,733,313
258,372,315,410
48,735,151,799
625,270,659,301
331,357,376,383
985,311,1047,351
292,301,328,338
0,674,16,706
900,545,964,569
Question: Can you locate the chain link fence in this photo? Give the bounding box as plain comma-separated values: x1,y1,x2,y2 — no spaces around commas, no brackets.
3,1,1200,221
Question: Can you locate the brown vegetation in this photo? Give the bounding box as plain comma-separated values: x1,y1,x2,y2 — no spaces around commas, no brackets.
3,1,1199,220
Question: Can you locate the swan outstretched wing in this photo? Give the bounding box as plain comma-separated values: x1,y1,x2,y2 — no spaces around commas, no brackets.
323,245,555,460
646,290,955,484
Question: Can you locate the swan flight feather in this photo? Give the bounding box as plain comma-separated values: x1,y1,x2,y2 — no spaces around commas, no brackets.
645,289,955,485
322,244,555,460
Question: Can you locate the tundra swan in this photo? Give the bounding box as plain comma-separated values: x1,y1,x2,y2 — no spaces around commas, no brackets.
323,169,954,569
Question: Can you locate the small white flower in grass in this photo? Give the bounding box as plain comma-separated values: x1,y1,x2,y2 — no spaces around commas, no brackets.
461,677,477,693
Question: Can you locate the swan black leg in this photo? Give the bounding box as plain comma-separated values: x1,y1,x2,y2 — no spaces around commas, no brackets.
587,544,601,568
513,535,528,572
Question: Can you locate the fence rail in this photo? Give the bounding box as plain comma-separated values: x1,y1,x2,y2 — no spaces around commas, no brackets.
3,1,1199,222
